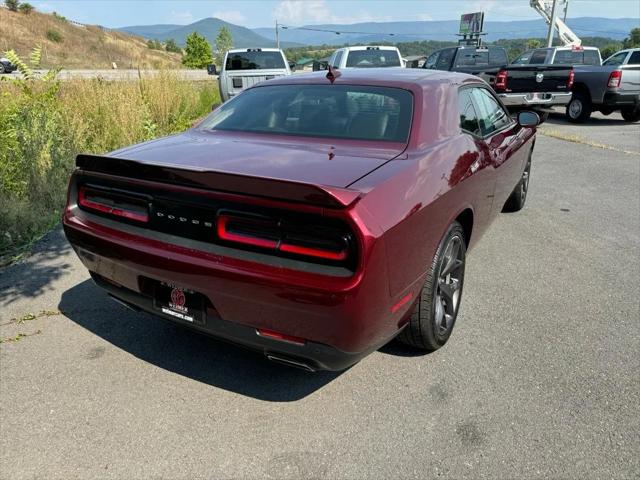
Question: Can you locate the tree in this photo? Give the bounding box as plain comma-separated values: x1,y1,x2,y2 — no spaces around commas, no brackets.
18,1,33,13
526,39,542,50
622,27,640,49
600,43,623,60
5,0,19,12
182,31,213,69
165,38,182,54
215,26,233,65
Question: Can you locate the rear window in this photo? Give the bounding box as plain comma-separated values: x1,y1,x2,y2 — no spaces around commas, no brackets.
455,49,489,67
199,85,413,143
225,51,286,70
345,49,401,68
553,49,600,65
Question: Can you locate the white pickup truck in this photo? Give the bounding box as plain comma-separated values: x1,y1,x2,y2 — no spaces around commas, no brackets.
327,46,405,69
212,48,292,102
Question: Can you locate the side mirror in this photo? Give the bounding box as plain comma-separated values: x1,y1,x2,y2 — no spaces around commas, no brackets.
206,64,217,75
288,61,296,71
517,111,540,127
211,102,221,111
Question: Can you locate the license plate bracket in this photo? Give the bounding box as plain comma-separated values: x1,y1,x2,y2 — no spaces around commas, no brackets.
153,282,205,324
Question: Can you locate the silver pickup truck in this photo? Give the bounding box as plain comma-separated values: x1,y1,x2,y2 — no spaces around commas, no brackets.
567,48,640,123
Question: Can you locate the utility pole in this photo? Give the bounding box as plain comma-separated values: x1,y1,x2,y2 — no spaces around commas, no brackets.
563,0,569,22
546,0,559,47
275,20,280,49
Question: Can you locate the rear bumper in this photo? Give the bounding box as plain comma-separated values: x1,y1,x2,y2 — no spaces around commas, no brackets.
63,208,412,371
602,91,640,107
498,91,572,107
91,272,371,371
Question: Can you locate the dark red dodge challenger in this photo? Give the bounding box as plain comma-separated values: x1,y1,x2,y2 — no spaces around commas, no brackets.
63,68,539,371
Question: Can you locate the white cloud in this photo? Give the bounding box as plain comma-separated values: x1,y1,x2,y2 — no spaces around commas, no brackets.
36,3,55,12
273,0,399,25
169,10,194,25
213,10,247,25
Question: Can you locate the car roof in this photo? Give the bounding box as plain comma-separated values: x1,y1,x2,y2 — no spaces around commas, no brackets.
262,68,482,90
340,46,400,51
227,48,282,53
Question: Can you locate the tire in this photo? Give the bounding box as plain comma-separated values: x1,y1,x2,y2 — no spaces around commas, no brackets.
621,107,640,123
503,151,532,212
566,91,592,123
537,111,550,123
0,64,5,74
397,221,466,351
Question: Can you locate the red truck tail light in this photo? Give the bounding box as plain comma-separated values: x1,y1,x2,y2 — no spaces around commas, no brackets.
78,185,149,223
494,69,508,91
568,69,575,89
217,212,352,264
607,70,622,88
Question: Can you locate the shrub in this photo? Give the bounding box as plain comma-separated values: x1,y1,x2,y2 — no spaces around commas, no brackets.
18,1,33,14
4,0,19,12
165,38,182,54
46,29,63,43
146,39,162,50
0,49,220,257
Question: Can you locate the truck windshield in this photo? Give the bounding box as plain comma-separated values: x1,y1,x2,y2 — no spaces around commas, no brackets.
345,50,401,68
225,51,286,70
199,84,413,143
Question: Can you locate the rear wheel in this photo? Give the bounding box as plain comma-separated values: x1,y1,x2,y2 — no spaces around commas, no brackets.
503,152,532,212
621,106,640,123
397,222,466,351
0,64,5,74
566,92,592,123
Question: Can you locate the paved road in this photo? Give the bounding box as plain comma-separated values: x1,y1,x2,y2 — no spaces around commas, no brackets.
541,108,640,154
1,130,639,478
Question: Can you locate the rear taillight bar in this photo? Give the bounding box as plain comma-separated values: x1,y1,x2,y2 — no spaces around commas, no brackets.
78,186,149,223
607,70,622,88
217,213,350,262
495,69,508,91
567,69,575,89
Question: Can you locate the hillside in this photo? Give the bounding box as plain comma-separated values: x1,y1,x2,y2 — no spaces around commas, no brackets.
253,17,637,45
0,8,183,69
120,18,301,49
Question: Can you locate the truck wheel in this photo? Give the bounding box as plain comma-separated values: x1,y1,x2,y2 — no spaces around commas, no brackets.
0,64,5,74
566,92,592,123
621,107,640,123
397,221,466,351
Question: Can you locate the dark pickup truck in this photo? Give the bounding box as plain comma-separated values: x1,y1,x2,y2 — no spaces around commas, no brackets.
423,45,574,117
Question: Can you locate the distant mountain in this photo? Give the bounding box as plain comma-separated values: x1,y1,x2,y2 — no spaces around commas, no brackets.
119,18,301,49
253,17,637,45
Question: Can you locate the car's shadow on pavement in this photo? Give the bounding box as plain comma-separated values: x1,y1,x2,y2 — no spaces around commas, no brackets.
0,227,72,308
59,279,343,402
545,111,626,127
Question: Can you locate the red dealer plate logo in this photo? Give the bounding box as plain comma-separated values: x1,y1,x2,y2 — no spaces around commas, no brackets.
170,288,186,308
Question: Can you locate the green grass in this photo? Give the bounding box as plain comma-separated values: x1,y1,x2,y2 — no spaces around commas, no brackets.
0,71,219,258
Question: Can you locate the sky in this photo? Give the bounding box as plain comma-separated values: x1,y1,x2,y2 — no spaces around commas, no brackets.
32,0,640,28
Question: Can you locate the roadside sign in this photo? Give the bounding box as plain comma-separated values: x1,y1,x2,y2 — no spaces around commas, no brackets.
459,12,484,35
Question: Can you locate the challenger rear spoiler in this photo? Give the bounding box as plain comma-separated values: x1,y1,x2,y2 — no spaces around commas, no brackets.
75,154,361,209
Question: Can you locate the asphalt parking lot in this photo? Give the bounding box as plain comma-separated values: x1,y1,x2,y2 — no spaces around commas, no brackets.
1,114,639,479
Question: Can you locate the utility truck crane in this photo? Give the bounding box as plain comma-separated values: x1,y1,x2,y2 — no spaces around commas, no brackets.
530,0,581,46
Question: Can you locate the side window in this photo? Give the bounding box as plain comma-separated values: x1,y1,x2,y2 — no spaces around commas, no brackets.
530,49,548,64
470,88,512,137
629,51,640,64
333,50,343,68
424,51,439,69
512,50,533,65
603,51,628,66
458,88,481,136
489,48,508,66
435,48,455,70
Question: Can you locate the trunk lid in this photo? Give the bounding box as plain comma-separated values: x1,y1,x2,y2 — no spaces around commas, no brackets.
108,130,405,189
